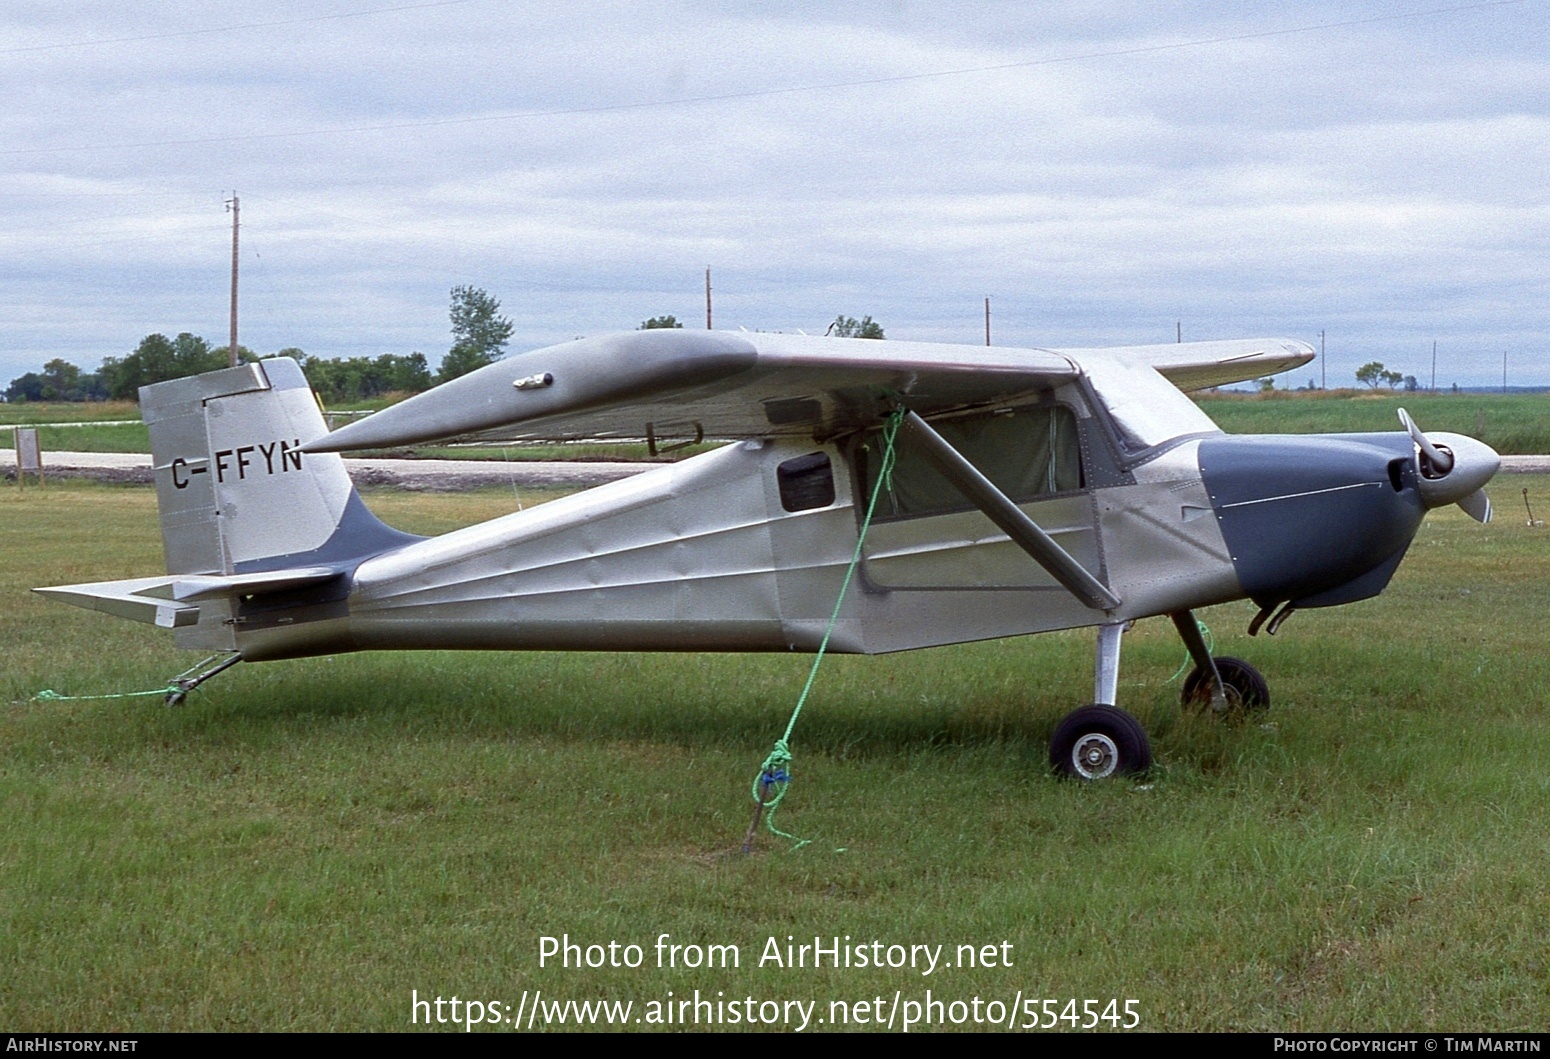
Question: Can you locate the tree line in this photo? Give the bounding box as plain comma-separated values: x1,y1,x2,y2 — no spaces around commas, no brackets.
5,292,884,404
4,286,515,405
2,333,445,406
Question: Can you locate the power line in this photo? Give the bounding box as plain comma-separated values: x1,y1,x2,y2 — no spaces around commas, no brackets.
1,0,1530,157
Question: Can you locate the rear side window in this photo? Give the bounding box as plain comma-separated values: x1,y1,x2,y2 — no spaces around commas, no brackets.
777,452,836,512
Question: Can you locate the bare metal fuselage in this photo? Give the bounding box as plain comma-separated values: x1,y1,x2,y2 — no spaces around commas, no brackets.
231,434,1235,662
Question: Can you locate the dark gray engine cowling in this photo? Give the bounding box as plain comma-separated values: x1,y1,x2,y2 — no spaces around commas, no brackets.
1199,433,1424,610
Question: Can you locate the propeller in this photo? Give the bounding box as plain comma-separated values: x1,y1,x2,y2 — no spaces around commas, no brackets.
1397,407,1498,522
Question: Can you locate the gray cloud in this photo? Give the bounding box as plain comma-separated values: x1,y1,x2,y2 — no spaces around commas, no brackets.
2,1,1547,389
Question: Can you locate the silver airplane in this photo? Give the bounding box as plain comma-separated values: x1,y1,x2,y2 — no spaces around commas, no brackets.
37,330,1499,778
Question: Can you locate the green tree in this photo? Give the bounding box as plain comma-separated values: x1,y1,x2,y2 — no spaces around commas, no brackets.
211,344,256,366
829,315,885,339
101,333,227,399
38,359,83,400
4,371,46,402
438,286,514,382
293,352,432,403
1355,361,1402,389
390,352,432,393
640,316,683,329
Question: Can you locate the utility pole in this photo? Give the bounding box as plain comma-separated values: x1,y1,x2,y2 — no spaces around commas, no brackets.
984,296,991,346
1320,330,1326,390
705,267,712,330
1503,350,1508,394
225,193,239,368
1176,320,1181,343
1431,340,1437,392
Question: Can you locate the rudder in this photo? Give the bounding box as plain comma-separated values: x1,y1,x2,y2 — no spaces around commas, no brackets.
141,359,416,578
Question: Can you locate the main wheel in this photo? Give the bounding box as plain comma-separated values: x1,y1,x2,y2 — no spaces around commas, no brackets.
1181,656,1270,713
1049,705,1153,779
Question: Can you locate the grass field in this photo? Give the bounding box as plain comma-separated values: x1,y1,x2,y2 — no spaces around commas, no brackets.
0,401,150,454
1196,390,1550,453
3,478,1549,1032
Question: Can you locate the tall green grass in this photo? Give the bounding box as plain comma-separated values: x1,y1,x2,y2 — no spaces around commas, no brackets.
3,480,1549,1031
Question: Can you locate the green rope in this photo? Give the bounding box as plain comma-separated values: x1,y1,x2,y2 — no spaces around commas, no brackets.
34,686,178,703
33,654,230,704
751,408,905,850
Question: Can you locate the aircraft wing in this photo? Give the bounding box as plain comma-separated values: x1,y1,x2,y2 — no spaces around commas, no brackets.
1090,337,1316,391
306,330,1313,452
307,330,1080,450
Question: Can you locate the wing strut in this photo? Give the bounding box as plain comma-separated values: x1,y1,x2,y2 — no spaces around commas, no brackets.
897,410,1121,612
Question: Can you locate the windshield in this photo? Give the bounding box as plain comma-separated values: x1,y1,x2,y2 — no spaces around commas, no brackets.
1079,358,1221,453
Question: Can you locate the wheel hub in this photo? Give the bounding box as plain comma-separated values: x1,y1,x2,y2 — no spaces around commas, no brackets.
1072,733,1118,779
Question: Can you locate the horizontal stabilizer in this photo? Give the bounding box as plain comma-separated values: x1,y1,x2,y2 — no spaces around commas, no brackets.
35,577,198,629
170,566,344,602
37,566,349,629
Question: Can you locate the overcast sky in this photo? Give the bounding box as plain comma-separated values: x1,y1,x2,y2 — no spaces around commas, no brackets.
3,0,1547,389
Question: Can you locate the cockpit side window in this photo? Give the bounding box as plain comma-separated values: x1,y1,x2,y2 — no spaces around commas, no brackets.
777,452,836,512
853,403,1083,521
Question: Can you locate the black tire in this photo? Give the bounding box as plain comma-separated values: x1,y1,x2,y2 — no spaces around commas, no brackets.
1049,705,1153,779
1181,656,1270,712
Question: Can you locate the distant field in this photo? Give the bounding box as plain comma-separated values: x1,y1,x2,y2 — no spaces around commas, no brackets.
0,401,150,453
7,390,1550,456
0,400,141,425
3,478,1548,1031
1195,390,1550,452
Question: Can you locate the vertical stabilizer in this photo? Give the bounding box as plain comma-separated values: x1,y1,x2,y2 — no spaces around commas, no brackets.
140,359,417,579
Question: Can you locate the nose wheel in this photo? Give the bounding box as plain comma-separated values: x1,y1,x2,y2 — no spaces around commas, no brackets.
1181,656,1269,713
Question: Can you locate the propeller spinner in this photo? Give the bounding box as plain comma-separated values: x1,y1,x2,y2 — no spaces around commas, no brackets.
1397,407,1498,522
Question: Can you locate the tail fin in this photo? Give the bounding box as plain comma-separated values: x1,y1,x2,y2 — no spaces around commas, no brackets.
141,358,417,577
37,360,416,652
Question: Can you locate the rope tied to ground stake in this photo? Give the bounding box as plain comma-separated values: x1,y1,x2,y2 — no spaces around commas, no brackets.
34,686,177,703
33,654,233,704
746,407,905,853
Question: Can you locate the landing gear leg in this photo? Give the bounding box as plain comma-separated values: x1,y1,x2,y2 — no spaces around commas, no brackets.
1049,623,1153,779
1170,610,1229,713
1093,621,1124,706
1171,611,1270,714
164,653,242,707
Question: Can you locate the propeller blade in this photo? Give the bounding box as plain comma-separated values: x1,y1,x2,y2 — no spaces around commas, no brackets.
1397,407,1454,476
1394,410,1500,513
1457,488,1492,523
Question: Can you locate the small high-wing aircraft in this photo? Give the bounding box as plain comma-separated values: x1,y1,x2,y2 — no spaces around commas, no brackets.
38,329,1499,778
